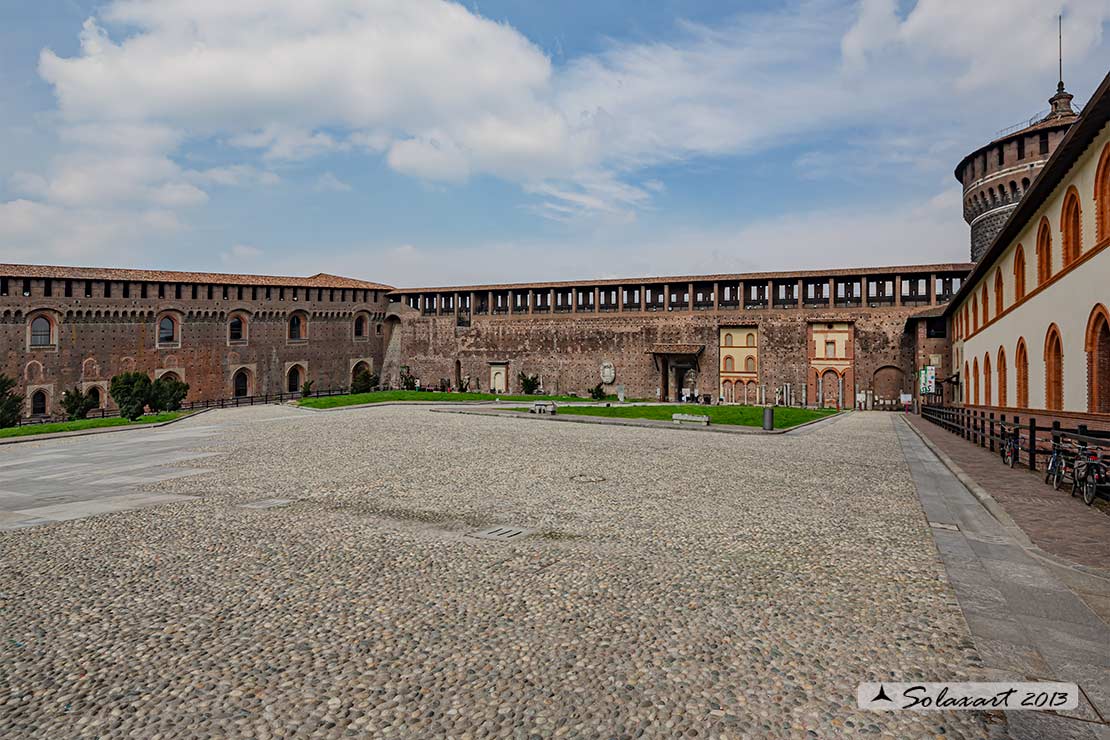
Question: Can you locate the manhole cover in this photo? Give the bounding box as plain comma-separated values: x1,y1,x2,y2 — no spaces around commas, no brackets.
928,521,960,531
239,498,294,509
469,526,533,542
570,474,606,483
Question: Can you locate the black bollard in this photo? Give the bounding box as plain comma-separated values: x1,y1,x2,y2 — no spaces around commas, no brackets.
762,406,774,431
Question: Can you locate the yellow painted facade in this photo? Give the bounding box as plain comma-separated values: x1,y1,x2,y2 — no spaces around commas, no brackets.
719,327,759,403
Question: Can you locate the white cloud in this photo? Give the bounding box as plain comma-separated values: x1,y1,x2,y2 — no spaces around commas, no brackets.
220,243,265,264
312,172,352,192
6,0,1110,267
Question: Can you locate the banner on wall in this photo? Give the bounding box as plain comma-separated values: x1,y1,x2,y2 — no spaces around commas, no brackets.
919,366,937,394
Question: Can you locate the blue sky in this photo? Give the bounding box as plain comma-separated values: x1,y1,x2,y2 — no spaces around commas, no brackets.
2,0,1109,287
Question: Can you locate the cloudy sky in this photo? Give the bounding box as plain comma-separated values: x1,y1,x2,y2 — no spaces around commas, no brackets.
2,1,1108,287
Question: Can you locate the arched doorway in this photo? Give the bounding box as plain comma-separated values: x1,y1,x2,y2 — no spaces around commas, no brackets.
160,371,181,383
287,365,303,394
820,370,839,408
746,380,757,404
1087,306,1110,413
87,386,101,408
351,361,370,385
872,366,905,406
31,390,47,416
721,380,733,404
233,369,251,398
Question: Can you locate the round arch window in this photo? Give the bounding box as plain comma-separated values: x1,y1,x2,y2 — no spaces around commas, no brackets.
31,390,47,416
30,316,53,347
289,314,304,340
158,316,177,344
229,316,245,342
354,315,367,337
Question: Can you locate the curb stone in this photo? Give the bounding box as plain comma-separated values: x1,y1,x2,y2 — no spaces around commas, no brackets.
0,408,211,446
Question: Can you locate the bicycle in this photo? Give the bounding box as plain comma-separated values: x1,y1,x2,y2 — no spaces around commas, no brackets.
999,425,1020,468
1043,438,1073,491
1072,446,1106,506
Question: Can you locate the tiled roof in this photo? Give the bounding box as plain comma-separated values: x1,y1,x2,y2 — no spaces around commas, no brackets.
0,263,392,290
391,262,974,295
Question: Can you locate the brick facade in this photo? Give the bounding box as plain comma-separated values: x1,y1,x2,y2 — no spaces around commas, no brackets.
2,267,390,416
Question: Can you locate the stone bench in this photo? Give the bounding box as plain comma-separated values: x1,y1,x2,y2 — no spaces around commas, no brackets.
530,401,557,415
672,413,709,426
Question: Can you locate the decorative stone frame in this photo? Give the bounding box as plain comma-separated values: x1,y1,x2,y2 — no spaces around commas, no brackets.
1085,303,1110,414
287,310,309,344
353,311,371,342
227,310,250,347
26,310,60,353
284,361,308,393
155,367,186,382
1043,323,1064,411
155,310,183,349
25,383,53,417
80,380,109,409
229,363,257,398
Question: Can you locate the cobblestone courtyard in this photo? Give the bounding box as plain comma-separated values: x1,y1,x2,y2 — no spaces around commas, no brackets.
1,409,1006,737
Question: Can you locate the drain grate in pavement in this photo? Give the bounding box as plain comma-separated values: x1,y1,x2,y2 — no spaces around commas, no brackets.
928,521,960,531
238,498,294,510
570,474,606,483
470,525,533,542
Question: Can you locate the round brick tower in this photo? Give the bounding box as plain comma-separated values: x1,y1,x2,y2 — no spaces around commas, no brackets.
955,81,1079,261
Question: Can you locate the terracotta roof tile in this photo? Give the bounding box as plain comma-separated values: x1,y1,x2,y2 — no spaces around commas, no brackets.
0,263,392,290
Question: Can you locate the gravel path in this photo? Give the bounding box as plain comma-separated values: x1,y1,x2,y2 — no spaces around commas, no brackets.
0,407,1001,738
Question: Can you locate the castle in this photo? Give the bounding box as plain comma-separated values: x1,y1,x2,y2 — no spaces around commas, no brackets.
3,77,1103,421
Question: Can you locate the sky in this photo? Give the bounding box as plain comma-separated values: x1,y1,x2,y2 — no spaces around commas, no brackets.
1,1,1109,288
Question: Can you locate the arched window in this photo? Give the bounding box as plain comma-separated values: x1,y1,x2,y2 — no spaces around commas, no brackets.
723,333,733,347
963,304,970,336
228,315,245,343
972,294,979,332
993,270,1003,316
287,365,303,393
1036,217,1052,284
723,356,734,371
158,316,177,344
30,316,53,347
1044,325,1063,410
1061,187,1082,266
288,314,304,340
31,390,47,416
1013,245,1026,300
1016,339,1029,408
746,333,756,347
973,357,980,405
233,369,250,398
981,284,989,324
355,315,367,338
997,347,1008,408
744,356,756,373
1096,142,1110,241
1086,305,1110,414
983,353,992,407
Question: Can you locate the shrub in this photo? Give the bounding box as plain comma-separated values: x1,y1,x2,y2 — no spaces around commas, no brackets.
589,383,606,400
518,372,541,395
399,367,417,391
60,387,98,421
351,370,378,394
109,372,152,421
150,377,190,412
300,380,315,398
0,374,23,429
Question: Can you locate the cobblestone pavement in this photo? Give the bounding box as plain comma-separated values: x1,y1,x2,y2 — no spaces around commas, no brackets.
1,407,1003,738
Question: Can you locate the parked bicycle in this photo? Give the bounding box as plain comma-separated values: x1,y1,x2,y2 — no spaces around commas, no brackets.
1043,438,1076,491
1071,445,1106,506
999,424,1020,468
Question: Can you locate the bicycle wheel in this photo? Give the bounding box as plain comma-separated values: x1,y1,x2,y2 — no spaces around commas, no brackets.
1053,467,1064,491
1072,475,1081,497
1084,479,1097,506
1044,458,1055,484
1008,446,1017,468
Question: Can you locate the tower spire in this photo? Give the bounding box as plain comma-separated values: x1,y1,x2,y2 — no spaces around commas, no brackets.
1048,13,1074,118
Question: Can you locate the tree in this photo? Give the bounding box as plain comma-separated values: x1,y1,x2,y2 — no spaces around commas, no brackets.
150,377,189,412
351,369,378,394
0,374,23,429
518,372,541,395
109,372,152,421
60,387,97,421
589,383,607,400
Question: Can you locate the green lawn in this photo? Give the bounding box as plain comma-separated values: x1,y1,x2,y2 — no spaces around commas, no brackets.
0,412,184,439
508,404,838,429
299,390,628,409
